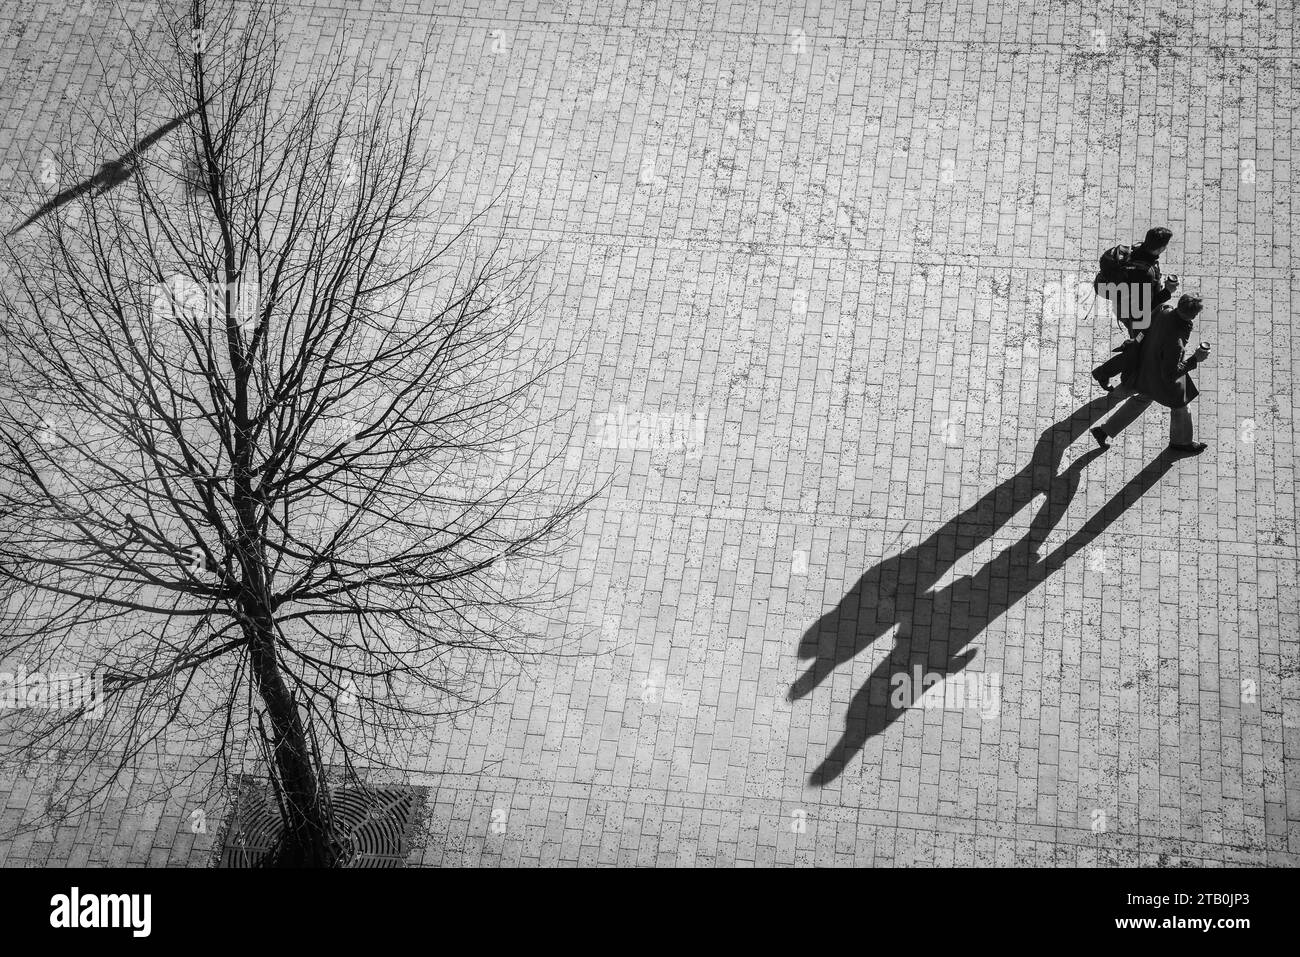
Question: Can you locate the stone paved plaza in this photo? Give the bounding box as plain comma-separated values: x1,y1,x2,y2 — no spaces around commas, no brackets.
0,0,1297,866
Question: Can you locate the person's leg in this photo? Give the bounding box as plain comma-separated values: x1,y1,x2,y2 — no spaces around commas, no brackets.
1090,388,1151,449
1092,349,1127,386
1100,392,1152,438
1092,326,1137,388
1169,405,1194,445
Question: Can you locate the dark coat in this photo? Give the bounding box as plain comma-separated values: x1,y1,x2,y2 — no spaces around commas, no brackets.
1130,247,1172,305
1122,247,1171,331
1125,304,1202,408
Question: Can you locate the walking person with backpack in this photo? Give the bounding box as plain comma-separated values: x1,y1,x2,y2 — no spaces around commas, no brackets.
1089,293,1211,457
1091,226,1180,391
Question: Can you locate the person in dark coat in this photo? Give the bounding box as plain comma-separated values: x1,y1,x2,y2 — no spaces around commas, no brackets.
1090,293,1210,455
1091,226,1180,390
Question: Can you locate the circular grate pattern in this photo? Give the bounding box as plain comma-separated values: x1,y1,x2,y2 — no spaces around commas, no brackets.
220,781,423,868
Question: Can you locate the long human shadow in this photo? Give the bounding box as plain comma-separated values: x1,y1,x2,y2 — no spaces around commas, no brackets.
790,393,1177,785
8,111,197,236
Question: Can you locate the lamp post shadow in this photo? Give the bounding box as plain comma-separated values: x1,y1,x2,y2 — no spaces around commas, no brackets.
790,393,1178,786
8,112,198,236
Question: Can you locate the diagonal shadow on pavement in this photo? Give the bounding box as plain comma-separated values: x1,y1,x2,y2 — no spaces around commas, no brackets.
791,392,1180,786
8,111,198,236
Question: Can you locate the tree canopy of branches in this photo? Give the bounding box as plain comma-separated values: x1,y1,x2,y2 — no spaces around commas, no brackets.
0,1,591,865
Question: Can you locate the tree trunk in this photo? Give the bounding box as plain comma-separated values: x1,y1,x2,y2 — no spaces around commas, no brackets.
246,617,341,867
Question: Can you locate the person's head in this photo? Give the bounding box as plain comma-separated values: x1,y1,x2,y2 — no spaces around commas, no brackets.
1142,226,1173,256
1175,293,1203,320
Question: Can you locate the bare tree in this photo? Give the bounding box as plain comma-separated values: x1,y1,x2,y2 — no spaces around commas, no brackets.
0,1,591,866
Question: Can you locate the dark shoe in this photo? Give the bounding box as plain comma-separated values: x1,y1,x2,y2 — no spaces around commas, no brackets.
1090,426,1110,450
1168,441,1207,456
1091,370,1113,392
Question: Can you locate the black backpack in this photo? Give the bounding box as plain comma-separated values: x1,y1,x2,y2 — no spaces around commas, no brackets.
1094,243,1152,321
1096,244,1137,290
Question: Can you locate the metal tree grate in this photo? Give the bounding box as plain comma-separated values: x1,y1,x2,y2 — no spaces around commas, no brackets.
217,776,428,868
